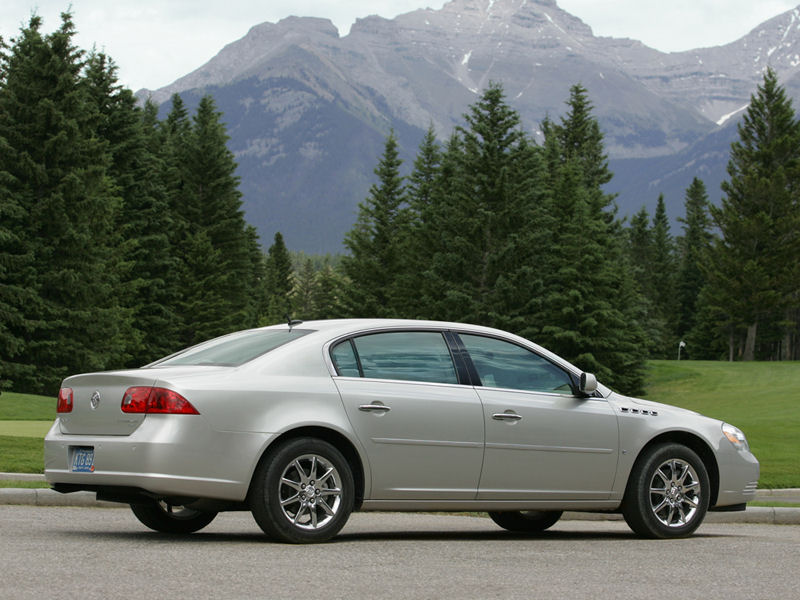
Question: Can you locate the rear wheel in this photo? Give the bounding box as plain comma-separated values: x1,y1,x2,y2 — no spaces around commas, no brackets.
250,437,354,543
488,510,563,533
130,499,217,534
622,443,710,538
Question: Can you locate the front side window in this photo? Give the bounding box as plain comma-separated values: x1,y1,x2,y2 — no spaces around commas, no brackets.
331,331,458,384
459,334,574,394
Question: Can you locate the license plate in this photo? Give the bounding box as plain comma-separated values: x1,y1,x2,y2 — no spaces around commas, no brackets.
71,447,95,472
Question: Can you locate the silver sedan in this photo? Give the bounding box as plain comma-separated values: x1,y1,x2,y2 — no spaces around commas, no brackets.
44,319,759,542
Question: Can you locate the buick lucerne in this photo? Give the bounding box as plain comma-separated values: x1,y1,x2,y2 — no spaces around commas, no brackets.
45,319,759,542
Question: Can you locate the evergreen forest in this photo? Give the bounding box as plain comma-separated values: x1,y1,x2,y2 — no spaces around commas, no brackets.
2,14,799,397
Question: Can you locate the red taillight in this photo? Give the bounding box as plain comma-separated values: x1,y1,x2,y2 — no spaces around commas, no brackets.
120,387,150,413
120,387,199,415
57,388,73,413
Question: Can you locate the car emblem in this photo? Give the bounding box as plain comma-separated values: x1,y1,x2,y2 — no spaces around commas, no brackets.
90,390,101,410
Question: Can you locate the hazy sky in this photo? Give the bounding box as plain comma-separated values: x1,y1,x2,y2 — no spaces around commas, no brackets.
2,0,798,91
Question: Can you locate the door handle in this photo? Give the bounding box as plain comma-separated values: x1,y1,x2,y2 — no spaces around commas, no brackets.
359,403,391,413
492,412,522,421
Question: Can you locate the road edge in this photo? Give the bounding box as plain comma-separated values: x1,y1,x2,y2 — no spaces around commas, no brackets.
1,486,799,524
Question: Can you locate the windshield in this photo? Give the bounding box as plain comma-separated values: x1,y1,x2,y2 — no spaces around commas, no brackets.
150,329,312,367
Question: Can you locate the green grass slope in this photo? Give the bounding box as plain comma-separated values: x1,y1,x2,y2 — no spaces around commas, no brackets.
0,391,53,473
644,360,799,489
0,392,55,420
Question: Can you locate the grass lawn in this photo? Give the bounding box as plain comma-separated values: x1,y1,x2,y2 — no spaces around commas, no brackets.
0,392,54,474
1,362,797,487
0,392,55,420
0,435,45,473
0,480,49,488
0,421,52,437
644,360,800,489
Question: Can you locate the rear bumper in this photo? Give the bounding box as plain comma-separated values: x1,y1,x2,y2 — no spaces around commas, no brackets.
44,417,272,502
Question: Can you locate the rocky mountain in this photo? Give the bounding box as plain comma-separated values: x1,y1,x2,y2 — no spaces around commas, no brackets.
139,0,800,252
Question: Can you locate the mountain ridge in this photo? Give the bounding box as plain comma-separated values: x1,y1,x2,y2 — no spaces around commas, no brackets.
137,0,800,252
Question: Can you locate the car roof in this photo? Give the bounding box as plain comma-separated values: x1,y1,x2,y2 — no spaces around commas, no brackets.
263,318,510,339
261,318,570,368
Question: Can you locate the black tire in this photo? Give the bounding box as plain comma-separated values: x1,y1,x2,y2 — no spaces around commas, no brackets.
488,510,563,533
622,443,710,539
130,500,217,534
250,437,354,543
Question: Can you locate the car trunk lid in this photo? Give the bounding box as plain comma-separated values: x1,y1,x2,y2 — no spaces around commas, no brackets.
57,366,226,435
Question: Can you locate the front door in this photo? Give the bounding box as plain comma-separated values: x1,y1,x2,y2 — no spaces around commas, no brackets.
456,333,620,501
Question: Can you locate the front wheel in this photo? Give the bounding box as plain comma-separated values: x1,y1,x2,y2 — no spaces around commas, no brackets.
622,443,710,538
488,510,563,533
130,500,217,534
250,437,354,543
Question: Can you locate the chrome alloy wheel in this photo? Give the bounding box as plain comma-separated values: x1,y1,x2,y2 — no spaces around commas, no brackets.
277,454,343,530
648,458,701,528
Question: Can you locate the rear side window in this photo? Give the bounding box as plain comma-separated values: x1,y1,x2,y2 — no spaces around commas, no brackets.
152,329,312,367
331,340,360,377
459,334,574,394
331,331,458,384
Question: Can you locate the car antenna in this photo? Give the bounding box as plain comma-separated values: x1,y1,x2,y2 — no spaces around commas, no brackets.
285,314,303,331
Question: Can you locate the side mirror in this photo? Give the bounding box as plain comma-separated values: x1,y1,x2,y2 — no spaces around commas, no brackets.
579,372,598,396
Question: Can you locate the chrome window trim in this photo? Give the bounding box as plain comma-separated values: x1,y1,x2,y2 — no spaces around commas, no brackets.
473,383,606,401
323,325,459,380
330,374,473,392
322,324,610,399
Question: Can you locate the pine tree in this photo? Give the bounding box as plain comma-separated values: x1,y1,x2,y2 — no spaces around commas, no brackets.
540,84,647,394
626,206,659,355
420,84,549,327
0,102,36,389
394,125,441,318
1,16,267,389
341,131,407,317
244,224,268,327
414,132,464,320
489,136,552,335
188,95,255,335
162,94,258,343
178,231,229,342
709,68,800,360
0,28,36,388
0,14,127,392
291,258,318,318
313,263,345,320
624,197,679,358
544,83,613,209
627,206,653,294
677,178,713,351
407,125,442,217
263,232,294,324
129,99,185,360
649,195,678,356
161,93,193,264
83,52,181,365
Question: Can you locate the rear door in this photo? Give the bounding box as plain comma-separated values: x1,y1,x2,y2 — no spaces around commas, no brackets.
331,330,484,500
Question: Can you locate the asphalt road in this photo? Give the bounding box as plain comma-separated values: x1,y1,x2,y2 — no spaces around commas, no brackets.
1,507,798,599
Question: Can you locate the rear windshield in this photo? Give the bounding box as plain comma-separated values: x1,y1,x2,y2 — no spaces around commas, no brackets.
151,329,312,367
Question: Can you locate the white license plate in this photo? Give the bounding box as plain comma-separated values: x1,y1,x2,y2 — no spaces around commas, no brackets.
71,447,94,472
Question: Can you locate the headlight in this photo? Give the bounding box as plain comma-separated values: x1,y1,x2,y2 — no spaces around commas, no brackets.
722,423,749,451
